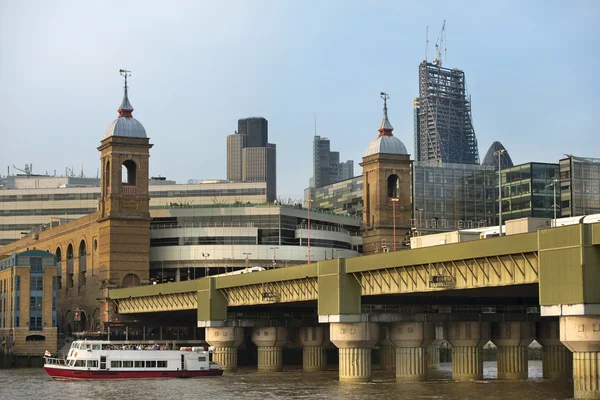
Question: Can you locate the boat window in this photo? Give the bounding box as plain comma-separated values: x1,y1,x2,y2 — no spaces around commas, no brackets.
198,356,206,362
157,361,167,368
146,361,156,368
86,360,98,368
75,360,85,367
134,361,144,368
110,361,122,368
122,361,133,368
92,344,101,350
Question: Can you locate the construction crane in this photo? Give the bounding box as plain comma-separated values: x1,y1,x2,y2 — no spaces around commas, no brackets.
12,164,32,176
433,20,446,67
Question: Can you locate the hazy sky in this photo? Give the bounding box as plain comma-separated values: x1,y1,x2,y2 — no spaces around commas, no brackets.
1,1,598,199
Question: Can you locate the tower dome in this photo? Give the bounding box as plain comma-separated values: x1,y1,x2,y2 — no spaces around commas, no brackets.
481,141,513,169
104,70,147,139
364,93,408,157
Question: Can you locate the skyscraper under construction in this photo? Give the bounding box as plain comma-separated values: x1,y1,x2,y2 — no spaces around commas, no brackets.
416,60,480,165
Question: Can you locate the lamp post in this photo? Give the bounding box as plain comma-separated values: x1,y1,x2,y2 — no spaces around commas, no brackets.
415,207,423,234
243,252,251,272
307,200,313,264
391,198,400,251
202,252,210,277
222,257,233,274
546,178,568,227
493,149,506,235
270,247,279,268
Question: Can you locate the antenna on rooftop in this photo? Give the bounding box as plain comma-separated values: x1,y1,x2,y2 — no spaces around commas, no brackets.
314,112,317,137
424,25,429,62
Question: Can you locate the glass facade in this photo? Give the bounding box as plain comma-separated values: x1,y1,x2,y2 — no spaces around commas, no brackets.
413,162,496,230
560,156,600,217
497,162,559,221
314,176,363,218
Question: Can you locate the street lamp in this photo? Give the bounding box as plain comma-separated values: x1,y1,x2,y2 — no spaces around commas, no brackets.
493,149,506,236
307,199,314,264
390,198,400,251
243,252,251,272
415,207,423,234
222,257,233,274
546,178,568,227
202,252,210,277
270,247,279,268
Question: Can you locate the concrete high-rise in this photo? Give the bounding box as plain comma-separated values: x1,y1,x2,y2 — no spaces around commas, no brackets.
311,136,354,188
227,117,276,202
416,61,479,164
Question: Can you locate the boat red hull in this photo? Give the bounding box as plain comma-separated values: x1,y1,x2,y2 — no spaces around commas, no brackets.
44,366,223,380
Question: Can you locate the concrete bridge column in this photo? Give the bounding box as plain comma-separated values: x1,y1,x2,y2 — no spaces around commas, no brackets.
299,326,328,372
537,319,572,380
428,343,440,370
330,322,379,383
252,327,288,372
389,321,435,382
491,321,535,380
379,325,396,371
560,315,600,399
205,327,245,372
446,321,490,381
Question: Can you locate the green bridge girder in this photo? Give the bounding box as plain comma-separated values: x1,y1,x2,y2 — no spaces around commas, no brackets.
109,222,600,322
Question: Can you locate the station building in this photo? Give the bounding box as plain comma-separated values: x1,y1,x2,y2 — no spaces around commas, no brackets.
0,250,58,356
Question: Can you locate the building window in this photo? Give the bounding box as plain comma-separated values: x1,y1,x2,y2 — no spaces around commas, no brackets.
30,257,43,272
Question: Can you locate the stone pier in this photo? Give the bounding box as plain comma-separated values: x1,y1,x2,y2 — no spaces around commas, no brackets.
491,321,535,380
379,325,396,371
537,319,572,380
389,321,435,382
299,326,328,372
251,327,288,372
205,327,245,372
561,315,600,399
330,322,379,383
446,321,490,381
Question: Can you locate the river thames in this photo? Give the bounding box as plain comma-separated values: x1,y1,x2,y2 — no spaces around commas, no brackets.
0,361,574,400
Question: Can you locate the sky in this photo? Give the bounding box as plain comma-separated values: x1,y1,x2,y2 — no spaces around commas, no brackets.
1,0,599,199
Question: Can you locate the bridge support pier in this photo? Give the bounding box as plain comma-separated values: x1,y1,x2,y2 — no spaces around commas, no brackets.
252,327,288,372
560,315,600,399
330,322,379,383
379,325,396,371
205,327,244,372
299,326,328,372
428,343,440,370
492,322,535,380
447,321,490,381
389,322,434,382
538,319,572,380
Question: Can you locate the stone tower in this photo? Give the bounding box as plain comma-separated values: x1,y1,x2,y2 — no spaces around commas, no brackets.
360,93,412,255
97,70,153,287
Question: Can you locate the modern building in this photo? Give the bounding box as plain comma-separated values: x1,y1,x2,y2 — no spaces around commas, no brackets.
0,250,58,356
226,117,276,202
481,141,515,170
314,176,363,218
412,161,497,231
497,162,560,221
560,155,600,217
148,203,362,282
416,60,479,164
0,177,268,247
311,135,354,189
339,160,354,181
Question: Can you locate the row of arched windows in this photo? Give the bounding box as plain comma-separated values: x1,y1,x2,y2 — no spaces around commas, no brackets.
54,239,91,290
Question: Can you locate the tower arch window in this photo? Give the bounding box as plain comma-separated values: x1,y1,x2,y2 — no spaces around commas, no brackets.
388,174,400,198
105,160,110,187
122,160,137,195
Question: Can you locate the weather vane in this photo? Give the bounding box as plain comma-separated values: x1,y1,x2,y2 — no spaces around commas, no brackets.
119,69,131,89
380,92,389,109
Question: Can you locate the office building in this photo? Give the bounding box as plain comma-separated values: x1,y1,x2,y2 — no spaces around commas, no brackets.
314,176,363,218
498,162,560,221
0,250,59,356
339,160,354,181
416,61,479,164
560,155,600,217
226,117,276,202
482,141,515,170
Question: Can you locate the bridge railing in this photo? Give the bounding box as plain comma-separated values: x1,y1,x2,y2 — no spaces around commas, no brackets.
361,304,539,315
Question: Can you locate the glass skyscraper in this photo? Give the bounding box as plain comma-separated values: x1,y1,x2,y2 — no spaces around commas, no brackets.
560,156,600,217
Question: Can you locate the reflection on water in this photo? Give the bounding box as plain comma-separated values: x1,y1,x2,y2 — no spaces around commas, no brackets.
0,361,574,400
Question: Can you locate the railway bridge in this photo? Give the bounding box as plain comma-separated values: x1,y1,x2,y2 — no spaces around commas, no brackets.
110,222,600,399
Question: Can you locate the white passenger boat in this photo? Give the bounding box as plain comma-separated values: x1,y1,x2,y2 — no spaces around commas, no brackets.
43,340,223,379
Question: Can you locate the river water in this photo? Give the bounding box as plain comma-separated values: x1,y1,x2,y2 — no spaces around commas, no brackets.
0,361,574,400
